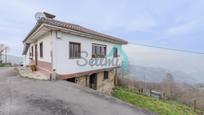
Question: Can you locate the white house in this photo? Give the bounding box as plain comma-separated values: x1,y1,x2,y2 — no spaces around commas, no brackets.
22,12,128,94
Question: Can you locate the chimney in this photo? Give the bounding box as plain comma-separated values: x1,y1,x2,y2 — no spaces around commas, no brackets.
43,12,56,19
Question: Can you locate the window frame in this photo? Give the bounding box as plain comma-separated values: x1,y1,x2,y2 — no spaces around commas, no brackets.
30,46,34,60
69,42,81,59
92,43,107,58
113,47,118,57
104,71,109,80
39,42,43,58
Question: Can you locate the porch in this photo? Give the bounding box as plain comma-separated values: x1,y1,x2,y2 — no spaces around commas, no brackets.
17,67,50,80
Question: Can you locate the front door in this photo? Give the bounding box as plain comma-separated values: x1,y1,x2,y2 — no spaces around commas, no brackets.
89,73,97,90
35,44,38,65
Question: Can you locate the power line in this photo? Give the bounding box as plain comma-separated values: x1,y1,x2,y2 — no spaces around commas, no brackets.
128,42,204,55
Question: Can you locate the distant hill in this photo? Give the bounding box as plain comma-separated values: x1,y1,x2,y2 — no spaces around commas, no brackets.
123,44,204,85
128,64,198,85
1,54,23,65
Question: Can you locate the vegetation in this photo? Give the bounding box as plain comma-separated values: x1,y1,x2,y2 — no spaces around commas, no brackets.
30,65,37,71
117,70,204,110
112,87,204,115
0,63,11,67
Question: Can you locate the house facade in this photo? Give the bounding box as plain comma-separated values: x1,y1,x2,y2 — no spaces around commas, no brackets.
22,12,128,94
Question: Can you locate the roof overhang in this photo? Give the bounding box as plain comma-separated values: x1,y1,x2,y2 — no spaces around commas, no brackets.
24,23,128,45
23,18,128,45
45,24,127,45
22,44,30,55
22,18,128,55
23,24,51,44
57,66,120,80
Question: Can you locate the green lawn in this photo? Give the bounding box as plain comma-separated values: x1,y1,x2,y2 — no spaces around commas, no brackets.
112,87,204,115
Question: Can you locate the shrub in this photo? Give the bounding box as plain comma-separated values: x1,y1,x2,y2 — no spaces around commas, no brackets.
30,65,37,71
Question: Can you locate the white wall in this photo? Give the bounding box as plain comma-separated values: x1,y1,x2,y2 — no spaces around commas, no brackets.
53,31,123,75
24,53,30,66
37,32,52,63
24,31,123,75
24,32,52,65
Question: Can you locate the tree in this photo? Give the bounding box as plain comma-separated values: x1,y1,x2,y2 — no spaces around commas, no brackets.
0,44,5,63
0,44,9,63
161,72,176,99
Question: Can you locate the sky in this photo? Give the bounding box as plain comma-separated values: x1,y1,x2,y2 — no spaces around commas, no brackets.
0,0,204,56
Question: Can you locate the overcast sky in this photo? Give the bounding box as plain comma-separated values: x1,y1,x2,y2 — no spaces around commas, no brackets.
0,0,204,56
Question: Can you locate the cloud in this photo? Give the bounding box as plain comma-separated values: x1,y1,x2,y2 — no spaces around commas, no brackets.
0,0,203,56
167,17,204,35
55,0,157,32
0,0,37,16
122,17,157,32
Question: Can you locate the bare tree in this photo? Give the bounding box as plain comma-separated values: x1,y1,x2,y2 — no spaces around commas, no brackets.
0,44,9,63
161,72,176,99
0,44,5,63
117,72,204,110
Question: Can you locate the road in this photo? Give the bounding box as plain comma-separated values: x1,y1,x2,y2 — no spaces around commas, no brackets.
0,67,155,115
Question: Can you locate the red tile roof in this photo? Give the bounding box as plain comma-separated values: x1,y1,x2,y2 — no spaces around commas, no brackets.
23,17,128,44
23,16,128,55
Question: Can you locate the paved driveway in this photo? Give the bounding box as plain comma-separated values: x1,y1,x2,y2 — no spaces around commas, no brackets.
0,67,155,115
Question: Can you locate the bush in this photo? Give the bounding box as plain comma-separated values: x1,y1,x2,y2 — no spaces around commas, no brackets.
0,63,12,67
30,65,37,71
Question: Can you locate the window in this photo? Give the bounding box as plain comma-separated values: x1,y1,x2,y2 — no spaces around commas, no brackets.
39,42,43,58
113,48,118,57
69,42,81,59
104,71,109,80
30,46,33,59
92,44,106,58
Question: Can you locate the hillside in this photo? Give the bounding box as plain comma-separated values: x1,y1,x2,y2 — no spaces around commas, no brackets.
1,54,22,64
128,64,198,84
112,87,204,115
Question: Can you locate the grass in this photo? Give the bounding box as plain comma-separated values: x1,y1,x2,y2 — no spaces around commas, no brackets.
0,63,11,67
112,87,204,115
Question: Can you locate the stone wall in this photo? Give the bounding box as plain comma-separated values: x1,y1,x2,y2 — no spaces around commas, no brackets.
75,76,88,87
74,69,116,95
96,69,115,95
